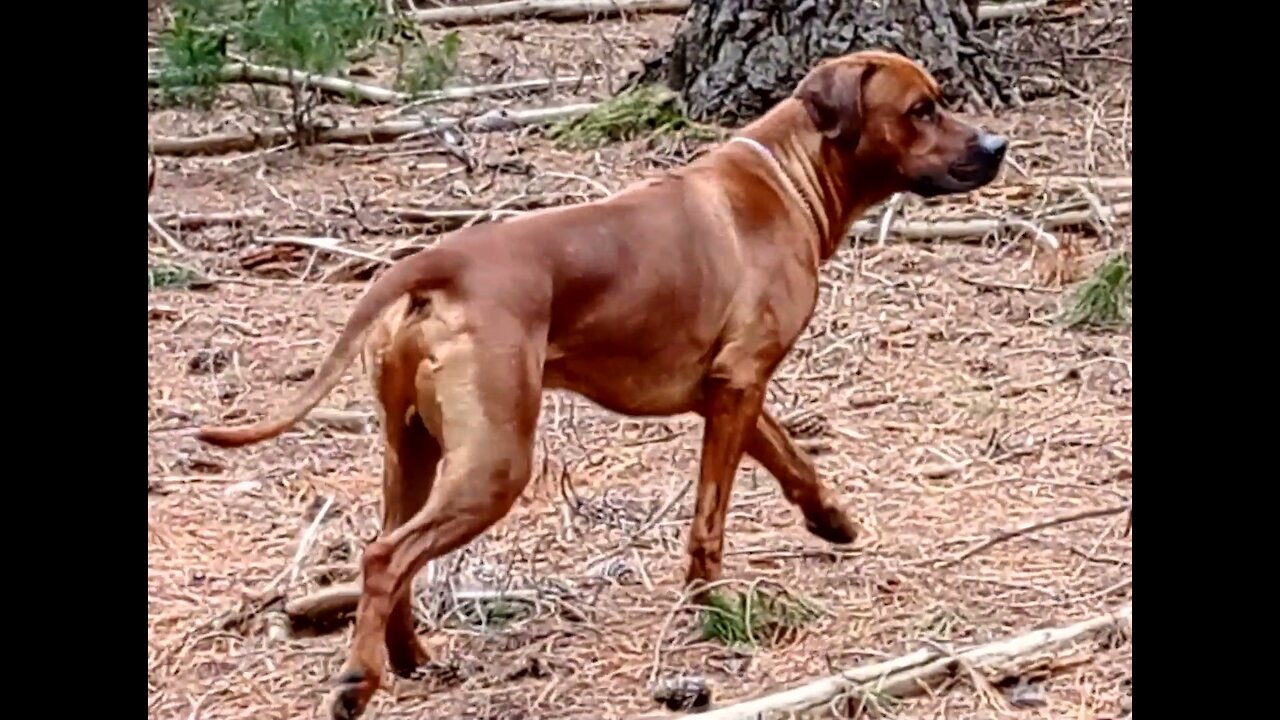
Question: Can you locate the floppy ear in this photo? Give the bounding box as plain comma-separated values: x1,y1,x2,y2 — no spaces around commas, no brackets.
793,60,877,144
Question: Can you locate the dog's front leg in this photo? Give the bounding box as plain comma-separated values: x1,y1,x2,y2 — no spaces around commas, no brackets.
745,410,859,545
685,361,768,593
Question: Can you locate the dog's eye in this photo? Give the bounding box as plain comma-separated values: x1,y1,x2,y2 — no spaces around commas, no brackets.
911,100,936,121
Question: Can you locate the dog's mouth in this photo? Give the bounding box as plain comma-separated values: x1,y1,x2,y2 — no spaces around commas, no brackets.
908,159,1003,198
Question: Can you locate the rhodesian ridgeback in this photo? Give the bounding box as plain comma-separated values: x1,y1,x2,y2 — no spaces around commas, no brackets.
197,49,1007,718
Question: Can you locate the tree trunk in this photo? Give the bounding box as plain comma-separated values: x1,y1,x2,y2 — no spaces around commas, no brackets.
633,0,1013,126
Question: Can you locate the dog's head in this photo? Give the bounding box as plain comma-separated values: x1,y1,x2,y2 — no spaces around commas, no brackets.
793,51,1007,198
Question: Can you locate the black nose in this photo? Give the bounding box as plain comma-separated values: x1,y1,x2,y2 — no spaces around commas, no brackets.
976,132,1008,161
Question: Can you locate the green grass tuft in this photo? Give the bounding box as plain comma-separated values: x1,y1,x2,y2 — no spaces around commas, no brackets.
548,85,715,149
239,0,387,77
1062,251,1132,329
698,588,821,648
148,263,201,291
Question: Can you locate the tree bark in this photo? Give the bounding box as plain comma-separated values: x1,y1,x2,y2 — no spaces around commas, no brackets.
633,0,1013,126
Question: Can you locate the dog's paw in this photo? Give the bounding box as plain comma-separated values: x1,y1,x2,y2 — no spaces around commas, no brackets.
328,669,373,720
804,506,858,545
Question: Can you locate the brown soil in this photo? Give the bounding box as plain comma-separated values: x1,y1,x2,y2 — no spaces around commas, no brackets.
148,6,1132,720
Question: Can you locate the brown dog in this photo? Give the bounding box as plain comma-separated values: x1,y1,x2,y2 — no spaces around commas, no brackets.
197,50,1006,719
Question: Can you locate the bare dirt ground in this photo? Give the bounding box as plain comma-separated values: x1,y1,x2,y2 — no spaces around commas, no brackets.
148,7,1132,720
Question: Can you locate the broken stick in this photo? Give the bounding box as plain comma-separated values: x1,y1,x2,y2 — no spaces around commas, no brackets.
636,603,1131,719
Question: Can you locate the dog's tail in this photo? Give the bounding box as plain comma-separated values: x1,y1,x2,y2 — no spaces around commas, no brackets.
196,247,464,448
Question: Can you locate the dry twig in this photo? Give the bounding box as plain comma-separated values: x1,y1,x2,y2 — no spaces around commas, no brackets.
148,214,190,256
936,504,1131,569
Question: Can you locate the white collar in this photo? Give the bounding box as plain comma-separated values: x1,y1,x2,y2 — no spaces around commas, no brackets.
727,135,775,163
727,136,820,236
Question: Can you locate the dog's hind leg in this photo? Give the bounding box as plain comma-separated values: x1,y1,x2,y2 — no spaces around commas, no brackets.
376,402,443,677
366,315,446,679
330,304,544,720
744,410,858,545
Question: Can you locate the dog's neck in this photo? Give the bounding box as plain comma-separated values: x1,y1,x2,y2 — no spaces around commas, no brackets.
734,100,893,262
727,135,824,240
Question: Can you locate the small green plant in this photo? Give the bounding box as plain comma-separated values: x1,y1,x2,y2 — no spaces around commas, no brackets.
448,595,533,631
148,263,200,291
153,0,415,144
240,0,386,77
1062,251,1132,329
154,0,232,108
394,31,461,96
236,0,390,146
698,588,821,648
549,85,714,149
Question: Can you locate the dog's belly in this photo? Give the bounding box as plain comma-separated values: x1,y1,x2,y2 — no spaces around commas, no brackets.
543,355,707,417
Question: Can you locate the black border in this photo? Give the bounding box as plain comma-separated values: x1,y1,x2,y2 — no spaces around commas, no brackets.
1129,6,1224,720
22,1,134,712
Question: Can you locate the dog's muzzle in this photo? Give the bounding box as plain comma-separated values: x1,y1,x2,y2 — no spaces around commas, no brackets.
909,131,1008,197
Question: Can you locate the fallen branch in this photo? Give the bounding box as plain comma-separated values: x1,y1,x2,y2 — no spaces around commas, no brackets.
282,580,549,628
640,603,1131,719
148,62,406,104
150,64,587,110
936,504,1131,569
382,75,597,118
412,0,690,26
150,103,595,157
849,202,1131,244
411,0,1042,26
285,583,360,625
256,236,393,266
